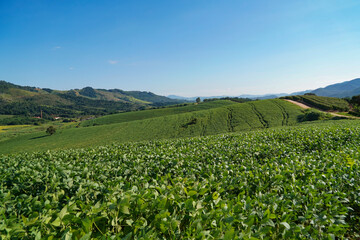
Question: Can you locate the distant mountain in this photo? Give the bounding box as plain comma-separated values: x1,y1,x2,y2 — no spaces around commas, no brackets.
310,78,360,98
168,93,289,101
0,81,184,118
167,95,192,100
167,95,228,101
169,78,360,101
290,90,312,96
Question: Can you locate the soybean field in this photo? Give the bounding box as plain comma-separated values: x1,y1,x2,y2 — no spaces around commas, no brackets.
1,120,359,239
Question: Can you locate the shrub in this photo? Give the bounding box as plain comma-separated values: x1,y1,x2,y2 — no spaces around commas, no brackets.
299,109,332,121
46,126,56,135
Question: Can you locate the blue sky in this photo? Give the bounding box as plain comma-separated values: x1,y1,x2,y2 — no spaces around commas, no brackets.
1,0,360,97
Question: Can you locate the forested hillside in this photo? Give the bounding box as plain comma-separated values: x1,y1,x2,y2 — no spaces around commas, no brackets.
0,81,184,118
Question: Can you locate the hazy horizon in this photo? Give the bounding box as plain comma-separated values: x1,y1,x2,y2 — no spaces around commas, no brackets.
1,0,360,97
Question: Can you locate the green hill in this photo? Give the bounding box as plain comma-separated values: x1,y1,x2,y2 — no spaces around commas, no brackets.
0,81,184,118
81,100,237,127
0,99,304,154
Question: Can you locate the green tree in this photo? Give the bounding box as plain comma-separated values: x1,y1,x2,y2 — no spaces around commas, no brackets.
46,126,56,135
196,97,201,103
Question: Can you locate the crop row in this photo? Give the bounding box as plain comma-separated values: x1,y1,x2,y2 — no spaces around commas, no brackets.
1,120,360,239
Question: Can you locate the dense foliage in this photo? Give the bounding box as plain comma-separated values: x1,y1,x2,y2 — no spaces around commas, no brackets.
0,116,45,125
282,95,350,111
0,95,141,118
298,109,332,122
1,120,359,239
348,95,360,116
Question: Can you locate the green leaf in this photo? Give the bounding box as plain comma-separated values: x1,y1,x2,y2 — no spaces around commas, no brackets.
79,232,92,240
269,214,277,219
35,231,41,240
126,219,134,226
223,217,234,223
59,206,68,219
121,206,130,215
199,188,208,195
224,228,235,240
122,232,133,240
82,217,92,233
212,192,219,200
244,215,255,227
21,215,27,225
188,190,197,197
328,234,335,240
185,199,194,210
281,222,290,230
64,232,72,240
51,217,61,227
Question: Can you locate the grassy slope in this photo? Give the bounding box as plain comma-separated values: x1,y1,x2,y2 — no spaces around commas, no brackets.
0,99,303,154
81,100,237,126
0,121,77,143
0,125,30,133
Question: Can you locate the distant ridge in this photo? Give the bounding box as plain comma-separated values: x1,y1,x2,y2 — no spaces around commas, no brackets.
168,78,360,100
167,94,289,101
310,78,360,98
0,80,184,118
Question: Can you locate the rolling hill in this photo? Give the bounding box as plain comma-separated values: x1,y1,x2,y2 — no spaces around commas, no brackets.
81,100,237,127
0,99,304,154
0,81,184,118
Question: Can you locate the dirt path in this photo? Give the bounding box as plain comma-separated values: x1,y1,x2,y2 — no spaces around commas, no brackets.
284,99,311,109
283,99,360,119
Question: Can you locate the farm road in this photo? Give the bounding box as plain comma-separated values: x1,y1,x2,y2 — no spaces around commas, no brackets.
283,99,360,119
284,99,311,109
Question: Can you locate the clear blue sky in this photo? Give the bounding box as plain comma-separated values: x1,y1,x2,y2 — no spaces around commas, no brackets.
1,0,360,97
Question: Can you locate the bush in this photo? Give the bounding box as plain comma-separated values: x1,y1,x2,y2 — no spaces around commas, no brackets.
299,109,332,122
46,126,56,135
